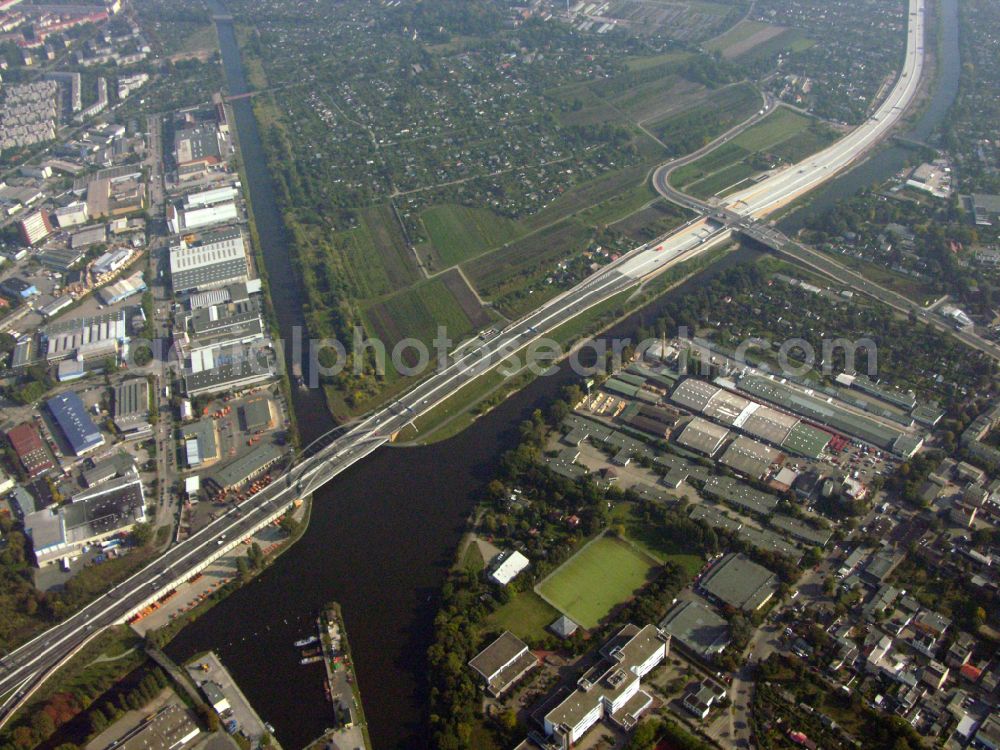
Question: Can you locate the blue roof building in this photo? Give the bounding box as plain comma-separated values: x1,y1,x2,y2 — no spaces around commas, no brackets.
46,392,104,456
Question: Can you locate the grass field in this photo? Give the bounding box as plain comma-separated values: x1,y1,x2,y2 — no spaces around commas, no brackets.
704,19,771,53
464,219,590,296
733,27,814,63
731,108,812,151
612,200,691,242
330,204,421,298
421,204,523,267
524,163,655,231
671,107,837,198
488,591,561,642
362,274,483,368
536,535,659,629
687,162,757,199
625,50,691,71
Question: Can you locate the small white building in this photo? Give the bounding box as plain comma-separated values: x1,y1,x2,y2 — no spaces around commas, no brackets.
490,550,529,586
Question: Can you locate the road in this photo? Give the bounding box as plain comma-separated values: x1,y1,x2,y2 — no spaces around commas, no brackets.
0,0,928,726
649,91,776,214
725,0,924,218
0,227,717,722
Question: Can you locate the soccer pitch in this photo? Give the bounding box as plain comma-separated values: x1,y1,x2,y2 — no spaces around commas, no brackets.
536,535,658,629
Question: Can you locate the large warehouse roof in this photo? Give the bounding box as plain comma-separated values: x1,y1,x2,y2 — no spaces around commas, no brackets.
43,309,128,362
676,417,730,457
742,405,798,445
703,389,754,426
700,553,777,611
671,379,722,412
46,392,104,456
719,436,780,480
780,422,832,458
169,227,247,293
660,600,731,658
738,375,903,451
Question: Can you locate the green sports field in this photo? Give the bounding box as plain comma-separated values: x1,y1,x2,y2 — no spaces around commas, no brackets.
536,535,658,629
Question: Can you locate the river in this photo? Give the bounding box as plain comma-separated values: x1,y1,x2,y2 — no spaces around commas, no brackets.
168,2,962,748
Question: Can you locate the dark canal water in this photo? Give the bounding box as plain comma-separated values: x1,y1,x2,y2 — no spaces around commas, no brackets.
168,3,962,748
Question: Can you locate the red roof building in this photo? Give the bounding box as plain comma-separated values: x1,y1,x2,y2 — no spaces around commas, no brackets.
960,663,983,683
5,422,54,478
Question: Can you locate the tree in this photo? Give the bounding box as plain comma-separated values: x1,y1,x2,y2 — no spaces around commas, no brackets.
248,542,265,569
279,516,299,536
130,522,154,547
196,705,219,732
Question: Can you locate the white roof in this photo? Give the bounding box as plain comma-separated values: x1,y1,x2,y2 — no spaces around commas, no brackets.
491,550,529,585
185,475,200,493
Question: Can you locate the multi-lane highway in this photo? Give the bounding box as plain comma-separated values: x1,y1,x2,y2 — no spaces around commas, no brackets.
0,0,928,724
725,0,924,216
0,221,727,722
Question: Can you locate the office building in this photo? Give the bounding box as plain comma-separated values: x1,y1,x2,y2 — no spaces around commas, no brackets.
542,624,669,745
19,208,52,245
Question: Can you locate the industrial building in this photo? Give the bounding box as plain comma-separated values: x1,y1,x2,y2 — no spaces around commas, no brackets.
168,227,248,294
966,193,1000,227
113,378,150,437
0,277,38,299
181,419,218,468
69,224,106,249
183,298,265,373
701,475,779,516
671,377,830,458
676,417,730,457
699,553,777,612
39,246,87,272
208,442,283,492
38,295,74,319
114,705,200,750
737,375,907,453
98,271,146,305
660,600,731,660
174,122,221,168
183,353,273,397
92,247,131,276
43,308,129,364
541,624,669,744
24,472,145,566
46,391,105,456
5,422,54,477
468,631,539,697
240,397,273,432
167,201,238,234
718,435,780,480
82,452,136,488
53,201,88,227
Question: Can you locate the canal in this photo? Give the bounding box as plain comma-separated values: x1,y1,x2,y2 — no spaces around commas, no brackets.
168,2,962,748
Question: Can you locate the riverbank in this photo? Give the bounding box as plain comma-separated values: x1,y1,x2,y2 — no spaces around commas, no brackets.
400,243,734,445
171,0,963,746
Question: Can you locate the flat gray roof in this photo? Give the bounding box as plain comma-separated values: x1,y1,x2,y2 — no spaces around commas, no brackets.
676,417,730,457
660,600,731,658
700,553,777,611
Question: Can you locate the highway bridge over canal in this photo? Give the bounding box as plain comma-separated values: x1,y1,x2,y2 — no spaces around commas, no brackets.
0,0,945,726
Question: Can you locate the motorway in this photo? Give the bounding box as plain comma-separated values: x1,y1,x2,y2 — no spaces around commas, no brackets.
725,0,924,217
0,0,928,726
